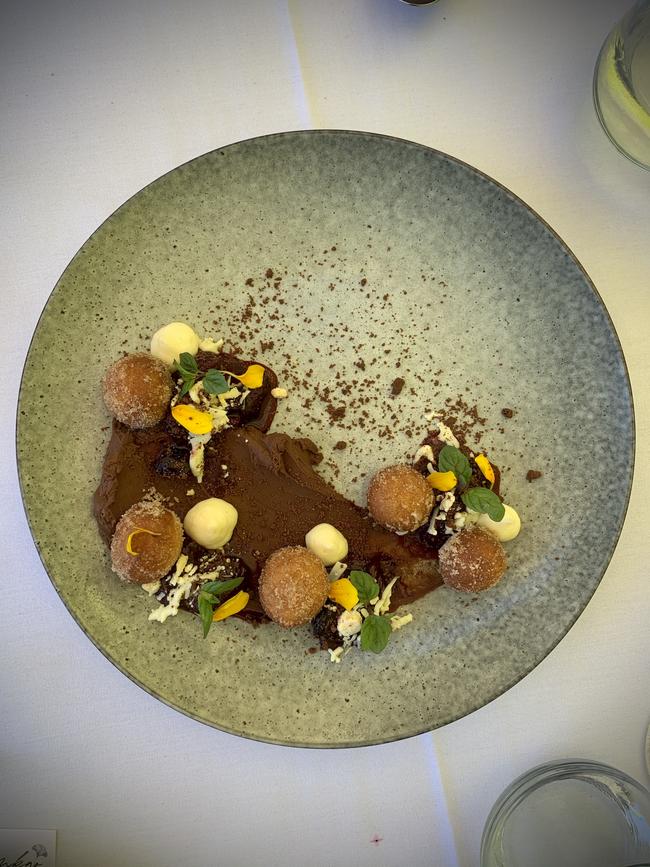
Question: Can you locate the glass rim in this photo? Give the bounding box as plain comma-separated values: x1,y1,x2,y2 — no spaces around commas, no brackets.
592,14,650,171
481,758,650,865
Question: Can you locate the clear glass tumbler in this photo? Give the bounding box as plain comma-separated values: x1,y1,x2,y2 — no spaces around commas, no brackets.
481,759,650,867
594,0,650,169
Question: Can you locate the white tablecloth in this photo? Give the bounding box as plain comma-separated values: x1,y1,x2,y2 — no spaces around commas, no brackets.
3,1,649,864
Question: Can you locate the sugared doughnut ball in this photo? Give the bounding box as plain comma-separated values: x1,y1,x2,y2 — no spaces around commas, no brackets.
367,464,434,533
150,322,200,368
111,500,184,584
259,546,329,628
102,352,172,428
439,525,507,593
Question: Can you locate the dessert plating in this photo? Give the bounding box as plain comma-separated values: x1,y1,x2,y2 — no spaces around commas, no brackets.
94,321,522,659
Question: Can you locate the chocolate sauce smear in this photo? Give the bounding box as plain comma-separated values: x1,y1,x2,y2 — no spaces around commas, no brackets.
93,351,442,620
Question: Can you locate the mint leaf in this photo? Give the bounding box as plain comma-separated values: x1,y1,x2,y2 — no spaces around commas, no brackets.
174,353,198,399
197,577,243,638
349,570,380,605
461,487,505,522
438,444,471,487
198,593,215,638
176,352,198,376
201,577,243,597
360,614,392,653
203,369,230,395
178,376,196,399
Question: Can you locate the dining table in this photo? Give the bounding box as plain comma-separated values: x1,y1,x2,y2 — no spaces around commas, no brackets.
2,0,649,864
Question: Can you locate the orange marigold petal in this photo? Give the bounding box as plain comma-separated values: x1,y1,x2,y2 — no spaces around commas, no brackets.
212,590,250,622
328,578,359,611
126,527,161,556
475,454,495,487
226,364,265,390
426,470,457,491
171,404,213,434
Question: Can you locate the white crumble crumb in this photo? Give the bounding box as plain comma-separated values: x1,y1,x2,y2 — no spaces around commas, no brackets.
199,337,224,352
173,553,189,579
271,387,288,399
337,610,362,638
148,579,192,623
391,613,413,630
374,577,398,616
435,420,460,448
454,511,467,530
414,444,435,463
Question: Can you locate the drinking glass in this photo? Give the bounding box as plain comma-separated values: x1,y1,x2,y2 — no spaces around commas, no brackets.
594,0,650,169
481,759,650,867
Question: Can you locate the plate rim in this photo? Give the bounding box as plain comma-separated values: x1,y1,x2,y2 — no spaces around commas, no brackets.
16,128,636,747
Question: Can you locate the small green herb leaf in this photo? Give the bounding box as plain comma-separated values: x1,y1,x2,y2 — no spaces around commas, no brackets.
174,353,199,399
198,593,215,638
360,614,392,653
197,577,244,638
461,487,505,522
178,377,195,399
201,577,243,597
438,444,472,487
199,592,220,605
176,352,198,377
203,369,231,395
349,570,380,605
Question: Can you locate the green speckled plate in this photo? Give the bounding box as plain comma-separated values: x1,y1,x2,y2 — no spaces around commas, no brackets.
17,131,634,747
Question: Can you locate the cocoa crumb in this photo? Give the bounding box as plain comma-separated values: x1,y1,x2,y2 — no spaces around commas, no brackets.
502,407,514,418
245,278,254,287
334,441,347,450
391,377,405,396
360,278,367,286
265,268,274,278
327,405,346,422
526,469,543,482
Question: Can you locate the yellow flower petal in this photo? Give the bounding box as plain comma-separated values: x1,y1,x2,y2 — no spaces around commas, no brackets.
426,470,457,491
328,578,359,611
212,590,250,622
126,527,161,556
224,364,265,390
171,404,213,434
475,454,495,487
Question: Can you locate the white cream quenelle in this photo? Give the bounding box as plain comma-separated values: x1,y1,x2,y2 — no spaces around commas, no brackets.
305,523,349,566
150,322,200,367
467,504,521,542
183,498,238,549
